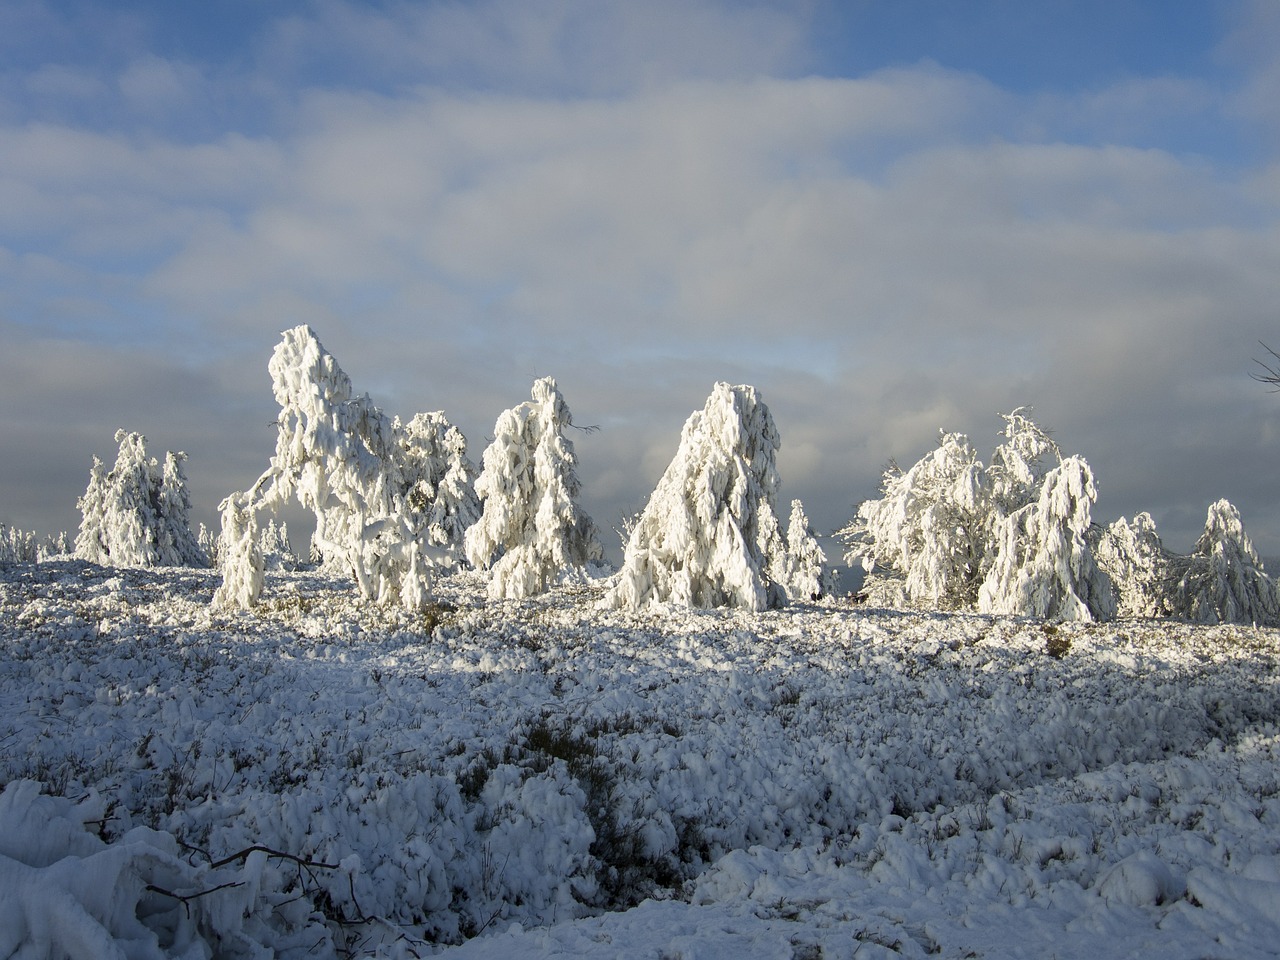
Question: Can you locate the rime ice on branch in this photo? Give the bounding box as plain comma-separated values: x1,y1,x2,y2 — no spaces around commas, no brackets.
607,382,787,611
74,430,206,568
465,377,604,600
215,325,477,610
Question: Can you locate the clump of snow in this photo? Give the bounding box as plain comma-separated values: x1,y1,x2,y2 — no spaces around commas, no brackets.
74,430,206,569
465,377,604,600
607,382,787,611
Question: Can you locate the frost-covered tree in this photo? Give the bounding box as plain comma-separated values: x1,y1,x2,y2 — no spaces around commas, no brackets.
1093,512,1174,618
258,519,301,572
978,457,1115,621
843,409,1113,621
607,382,787,611
840,431,988,609
465,377,604,599
218,325,445,610
1169,499,1279,625
211,492,264,610
74,430,206,568
1,525,38,564
777,499,837,601
397,411,482,557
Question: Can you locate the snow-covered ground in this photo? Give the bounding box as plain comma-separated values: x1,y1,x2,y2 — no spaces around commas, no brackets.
2,559,1279,958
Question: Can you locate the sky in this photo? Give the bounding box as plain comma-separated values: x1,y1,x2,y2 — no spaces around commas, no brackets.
4,0,1280,568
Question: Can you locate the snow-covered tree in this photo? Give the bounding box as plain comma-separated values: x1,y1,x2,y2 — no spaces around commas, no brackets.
258,519,301,572
840,431,988,609
218,325,443,610
211,492,264,611
38,531,71,561
1093,512,1174,618
978,456,1115,621
1169,499,1280,625
397,411,481,557
776,499,837,601
1,525,38,564
74,430,206,568
842,409,1113,621
607,382,787,611
466,377,604,599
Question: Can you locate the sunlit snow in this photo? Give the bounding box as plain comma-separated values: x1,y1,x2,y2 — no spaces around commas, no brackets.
2,559,1279,957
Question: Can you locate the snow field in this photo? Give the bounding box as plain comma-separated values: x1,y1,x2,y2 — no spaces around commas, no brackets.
2,559,1280,957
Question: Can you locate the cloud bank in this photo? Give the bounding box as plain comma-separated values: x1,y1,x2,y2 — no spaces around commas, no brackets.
4,0,1280,566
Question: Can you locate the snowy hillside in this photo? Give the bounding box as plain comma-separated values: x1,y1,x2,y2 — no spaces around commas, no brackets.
2,559,1280,958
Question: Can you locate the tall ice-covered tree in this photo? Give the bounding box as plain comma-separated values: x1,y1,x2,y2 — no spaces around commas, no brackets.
607,382,787,611
465,377,604,599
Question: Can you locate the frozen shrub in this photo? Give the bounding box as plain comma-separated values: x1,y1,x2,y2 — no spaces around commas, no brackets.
466,377,604,599
843,408,1112,621
211,492,264,610
607,382,787,611
1169,499,1279,625
1,525,38,564
74,430,206,568
978,456,1115,621
258,519,301,572
397,410,481,557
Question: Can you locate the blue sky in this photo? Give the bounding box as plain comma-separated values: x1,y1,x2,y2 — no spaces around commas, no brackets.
4,0,1280,566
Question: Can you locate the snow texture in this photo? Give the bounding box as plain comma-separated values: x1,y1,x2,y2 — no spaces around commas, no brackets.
74,430,206,569
607,382,787,611
465,377,604,600
3,559,1280,958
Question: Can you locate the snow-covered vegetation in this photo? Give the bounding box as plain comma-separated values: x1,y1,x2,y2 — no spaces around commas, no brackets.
3,561,1280,958
844,409,1278,626
10,329,1280,956
465,377,604,600
215,326,484,612
608,382,789,611
74,429,205,569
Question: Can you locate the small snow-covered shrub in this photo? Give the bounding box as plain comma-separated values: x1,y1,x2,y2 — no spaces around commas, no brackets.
465,377,605,600
1,524,38,564
1169,499,1280,626
74,430,207,569
842,430,987,609
979,456,1115,622
607,382,787,611
398,410,482,556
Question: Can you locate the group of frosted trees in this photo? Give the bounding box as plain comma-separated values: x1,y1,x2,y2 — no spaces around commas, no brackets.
61,326,1277,624
842,409,1279,625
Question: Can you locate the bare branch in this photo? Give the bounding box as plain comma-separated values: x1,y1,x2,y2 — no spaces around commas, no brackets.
1252,341,1280,391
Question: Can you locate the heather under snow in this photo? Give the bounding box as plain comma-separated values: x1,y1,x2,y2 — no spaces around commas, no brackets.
3,560,1280,958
